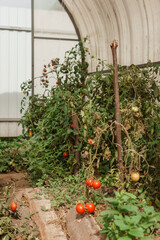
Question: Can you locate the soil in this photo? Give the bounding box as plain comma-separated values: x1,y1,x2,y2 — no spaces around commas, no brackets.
0,172,40,239
55,206,70,239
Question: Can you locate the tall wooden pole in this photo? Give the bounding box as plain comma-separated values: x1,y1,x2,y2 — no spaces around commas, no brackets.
110,40,124,182
72,113,80,174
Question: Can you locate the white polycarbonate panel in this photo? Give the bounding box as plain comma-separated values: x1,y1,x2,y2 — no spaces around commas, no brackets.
0,6,31,28
0,30,31,119
0,2,31,136
0,122,22,137
34,0,78,39
0,0,31,9
34,39,78,95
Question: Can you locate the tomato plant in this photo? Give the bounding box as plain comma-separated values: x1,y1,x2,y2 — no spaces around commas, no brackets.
16,40,160,199
92,180,101,189
76,203,85,214
99,190,160,239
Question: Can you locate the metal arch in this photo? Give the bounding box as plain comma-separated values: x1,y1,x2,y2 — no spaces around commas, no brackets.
58,0,81,42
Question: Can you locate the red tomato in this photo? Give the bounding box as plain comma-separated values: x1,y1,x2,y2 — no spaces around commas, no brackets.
52,60,55,66
85,203,95,213
70,124,73,128
88,139,93,144
63,152,69,157
44,64,46,68
86,178,93,187
56,82,59,85
43,68,47,72
88,139,94,144
10,202,17,211
92,180,101,189
85,203,90,209
76,203,85,214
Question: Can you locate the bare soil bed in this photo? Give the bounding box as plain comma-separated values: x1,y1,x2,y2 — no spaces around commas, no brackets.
0,172,41,239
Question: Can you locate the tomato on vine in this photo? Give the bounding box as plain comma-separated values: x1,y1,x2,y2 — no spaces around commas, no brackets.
85,203,95,213
92,180,101,189
88,139,94,144
86,178,93,187
76,203,85,214
63,152,69,157
131,172,140,182
10,202,17,211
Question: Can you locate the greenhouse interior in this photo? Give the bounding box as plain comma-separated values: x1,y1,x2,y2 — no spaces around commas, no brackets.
0,0,160,239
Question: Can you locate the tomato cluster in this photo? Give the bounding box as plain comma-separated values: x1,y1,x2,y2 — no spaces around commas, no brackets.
76,202,95,214
76,178,101,215
86,178,101,189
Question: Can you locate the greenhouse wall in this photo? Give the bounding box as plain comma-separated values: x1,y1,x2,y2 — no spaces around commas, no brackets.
0,3,31,137
0,0,78,137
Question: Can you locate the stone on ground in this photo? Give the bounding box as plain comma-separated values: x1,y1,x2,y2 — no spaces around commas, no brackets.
24,188,67,240
66,207,106,240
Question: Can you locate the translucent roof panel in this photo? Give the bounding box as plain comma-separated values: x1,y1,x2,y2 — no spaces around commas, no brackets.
34,0,78,39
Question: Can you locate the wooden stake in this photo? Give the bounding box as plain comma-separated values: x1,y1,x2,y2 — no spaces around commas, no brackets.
72,113,80,174
110,40,124,182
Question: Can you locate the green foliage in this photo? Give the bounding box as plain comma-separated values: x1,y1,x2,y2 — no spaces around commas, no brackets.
99,190,160,240
1,41,160,201
35,173,86,210
0,137,26,173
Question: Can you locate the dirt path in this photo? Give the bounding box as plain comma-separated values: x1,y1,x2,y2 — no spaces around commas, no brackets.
0,172,67,240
